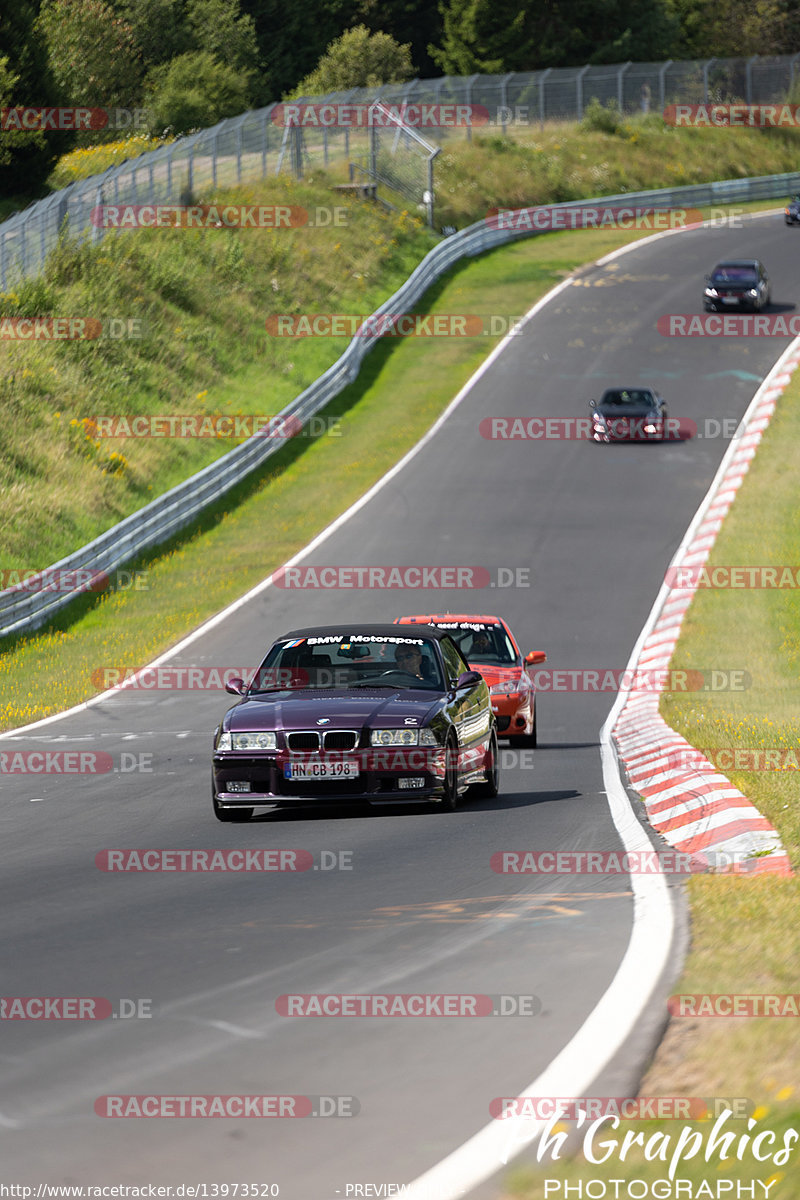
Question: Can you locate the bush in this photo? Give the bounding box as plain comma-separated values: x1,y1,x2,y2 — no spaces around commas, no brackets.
145,51,251,137
581,97,625,136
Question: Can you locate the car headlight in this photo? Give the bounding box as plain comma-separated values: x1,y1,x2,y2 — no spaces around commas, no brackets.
231,732,277,750
216,731,232,751
371,729,419,746
491,681,523,696
705,287,718,296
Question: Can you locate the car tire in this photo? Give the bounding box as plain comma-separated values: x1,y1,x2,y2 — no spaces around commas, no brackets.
213,782,253,823
473,729,499,799
434,734,459,812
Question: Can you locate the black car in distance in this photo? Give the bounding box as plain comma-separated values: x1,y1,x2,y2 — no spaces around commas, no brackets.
703,259,770,312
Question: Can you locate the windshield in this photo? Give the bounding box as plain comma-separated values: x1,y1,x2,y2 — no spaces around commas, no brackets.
429,622,519,665
249,634,444,691
600,389,656,407
711,267,757,285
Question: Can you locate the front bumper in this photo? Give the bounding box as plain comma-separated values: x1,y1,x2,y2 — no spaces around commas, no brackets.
213,746,450,804
491,693,533,736
592,417,664,443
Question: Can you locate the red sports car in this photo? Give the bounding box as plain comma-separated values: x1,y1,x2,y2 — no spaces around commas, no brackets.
395,614,546,746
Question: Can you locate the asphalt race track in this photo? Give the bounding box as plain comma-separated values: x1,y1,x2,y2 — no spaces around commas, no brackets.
1,212,797,1196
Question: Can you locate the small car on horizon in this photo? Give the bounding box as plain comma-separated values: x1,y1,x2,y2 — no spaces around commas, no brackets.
703,259,770,312
589,387,668,443
212,623,498,820
395,614,546,747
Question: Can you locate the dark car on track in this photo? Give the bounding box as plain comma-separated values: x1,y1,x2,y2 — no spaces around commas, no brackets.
785,196,800,225
212,624,498,820
589,387,668,443
703,259,770,312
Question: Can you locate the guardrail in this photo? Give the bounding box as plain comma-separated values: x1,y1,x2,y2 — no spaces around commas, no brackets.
3,169,799,639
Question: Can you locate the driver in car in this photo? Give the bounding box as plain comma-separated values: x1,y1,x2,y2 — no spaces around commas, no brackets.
394,643,425,679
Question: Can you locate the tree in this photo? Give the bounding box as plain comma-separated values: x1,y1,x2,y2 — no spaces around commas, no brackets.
145,50,252,134
114,0,192,71
37,0,143,109
430,0,530,74
185,0,260,75
0,5,64,196
430,0,682,74
291,24,414,96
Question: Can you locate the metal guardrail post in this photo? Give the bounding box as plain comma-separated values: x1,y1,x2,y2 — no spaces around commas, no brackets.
618,62,632,111
576,65,590,119
658,61,672,112
539,68,552,129
500,72,514,131
745,56,759,105
465,74,479,142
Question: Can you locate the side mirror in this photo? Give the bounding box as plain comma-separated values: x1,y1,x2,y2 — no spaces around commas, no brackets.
453,670,483,691
589,399,596,408
225,677,246,696
524,650,547,666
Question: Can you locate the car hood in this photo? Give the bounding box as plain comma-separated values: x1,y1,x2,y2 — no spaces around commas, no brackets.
225,689,438,732
596,403,658,418
471,663,529,689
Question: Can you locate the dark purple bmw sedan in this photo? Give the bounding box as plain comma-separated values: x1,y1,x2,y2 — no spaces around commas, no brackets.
212,624,498,821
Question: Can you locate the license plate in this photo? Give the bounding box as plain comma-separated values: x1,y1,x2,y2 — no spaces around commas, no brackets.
285,759,360,780
722,296,739,304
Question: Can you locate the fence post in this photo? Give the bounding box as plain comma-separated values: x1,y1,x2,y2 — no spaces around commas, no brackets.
659,60,672,112
576,64,589,119
262,108,269,176
237,119,243,183
618,62,632,112
500,72,514,132
465,74,479,142
792,52,800,94
539,68,552,129
703,59,716,104
212,126,219,188
745,55,759,105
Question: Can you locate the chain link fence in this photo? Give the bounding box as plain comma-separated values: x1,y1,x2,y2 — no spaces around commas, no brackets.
2,54,800,287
